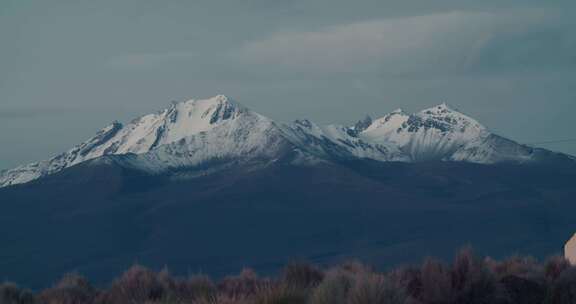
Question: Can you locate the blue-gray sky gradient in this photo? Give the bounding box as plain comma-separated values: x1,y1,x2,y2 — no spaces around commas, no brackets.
1,0,575,169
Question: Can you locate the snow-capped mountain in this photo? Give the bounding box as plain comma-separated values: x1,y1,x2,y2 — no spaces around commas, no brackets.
0,95,297,187
0,95,572,187
360,103,490,161
285,119,408,162
359,103,570,163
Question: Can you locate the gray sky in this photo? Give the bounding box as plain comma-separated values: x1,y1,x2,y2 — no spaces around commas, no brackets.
1,0,575,170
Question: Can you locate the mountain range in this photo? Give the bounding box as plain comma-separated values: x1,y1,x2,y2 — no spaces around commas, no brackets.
1,95,575,289
1,95,572,187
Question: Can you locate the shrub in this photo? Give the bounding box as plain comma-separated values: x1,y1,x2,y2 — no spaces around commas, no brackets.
0,283,35,304
546,267,576,304
309,270,353,304
544,255,570,281
179,274,217,301
500,275,546,304
451,247,502,304
193,294,252,304
96,264,165,304
419,258,453,304
457,271,501,304
38,273,97,304
347,273,407,304
388,267,421,300
4,247,574,304
253,282,308,304
280,262,324,288
488,255,542,280
452,247,481,290
94,266,217,304
218,268,263,297
337,260,374,276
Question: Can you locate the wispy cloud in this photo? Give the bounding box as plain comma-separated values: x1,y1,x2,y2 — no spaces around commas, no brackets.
233,9,573,75
102,9,574,76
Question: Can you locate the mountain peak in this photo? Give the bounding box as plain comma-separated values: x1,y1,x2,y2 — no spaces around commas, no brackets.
419,102,458,115
214,94,230,102
438,102,450,109
180,94,238,108
415,103,486,134
163,94,249,127
199,94,234,105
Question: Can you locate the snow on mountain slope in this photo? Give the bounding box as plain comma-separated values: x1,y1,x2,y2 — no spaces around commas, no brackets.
87,94,248,156
0,95,287,187
361,103,491,162
116,110,302,174
450,133,576,164
285,119,407,162
1,96,573,188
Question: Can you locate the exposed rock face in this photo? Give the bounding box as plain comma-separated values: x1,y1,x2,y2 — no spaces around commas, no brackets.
565,233,576,265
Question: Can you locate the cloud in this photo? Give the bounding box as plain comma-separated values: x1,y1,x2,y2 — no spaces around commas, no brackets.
100,9,574,77
106,51,198,68
234,9,574,76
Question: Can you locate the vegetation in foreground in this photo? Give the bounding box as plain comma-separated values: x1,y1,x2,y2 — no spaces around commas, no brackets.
2,248,576,304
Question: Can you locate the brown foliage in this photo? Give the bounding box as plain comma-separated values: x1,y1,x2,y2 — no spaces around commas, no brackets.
4,247,576,304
